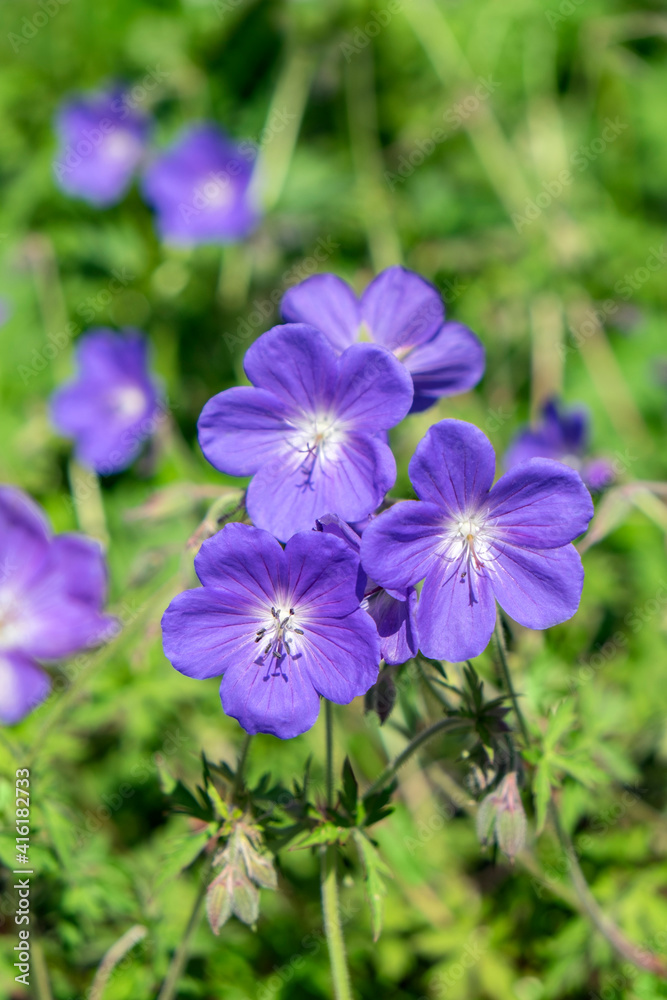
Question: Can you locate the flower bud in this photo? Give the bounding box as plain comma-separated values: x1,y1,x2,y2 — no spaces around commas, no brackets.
476,772,526,863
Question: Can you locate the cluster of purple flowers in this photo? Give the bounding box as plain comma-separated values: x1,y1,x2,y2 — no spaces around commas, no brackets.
161,266,594,740
53,87,257,245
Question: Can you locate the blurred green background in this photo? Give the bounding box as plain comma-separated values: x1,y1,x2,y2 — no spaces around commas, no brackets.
1,0,667,997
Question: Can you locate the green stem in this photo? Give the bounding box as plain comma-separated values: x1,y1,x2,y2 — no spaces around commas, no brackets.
364,717,470,800
325,700,334,808
32,939,53,1000
231,732,253,801
548,799,667,978
89,924,147,1000
320,702,353,1000
321,846,354,1000
157,855,214,1000
158,732,253,1000
493,616,530,745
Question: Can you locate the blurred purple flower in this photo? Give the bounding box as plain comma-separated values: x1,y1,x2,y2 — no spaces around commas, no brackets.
141,124,258,246
0,486,114,725
53,87,150,206
361,420,594,662
505,399,614,492
161,523,380,739
281,266,484,413
316,513,418,665
50,328,162,475
198,324,413,541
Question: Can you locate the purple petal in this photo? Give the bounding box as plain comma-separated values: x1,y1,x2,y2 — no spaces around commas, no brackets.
360,500,446,592
366,588,419,665
281,275,360,353
333,344,413,429
141,124,257,246
243,325,337,413
194,523,285,601
402,321,485,413
284,530,362,616
0,486,50,591
418,559,496,661
316,514,366,601
0,652,50,725
581,457,615,492
246,432,396,541
360,266,444,351
198,386,291,477
46,534,109,609
161,586,262,680
490,543,584,630
487,459,593,548
301,610,380,703
409,420,496,515
219,655,321,739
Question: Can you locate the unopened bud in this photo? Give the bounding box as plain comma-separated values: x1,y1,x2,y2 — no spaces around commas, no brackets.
476,772,526,862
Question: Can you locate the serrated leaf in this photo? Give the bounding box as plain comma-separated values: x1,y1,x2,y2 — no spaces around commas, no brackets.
352,830,392,941
158,829,212,887
551,753,608,788
206,869,233,935
534,761,554,835
544,701,577,751
289,823,350,850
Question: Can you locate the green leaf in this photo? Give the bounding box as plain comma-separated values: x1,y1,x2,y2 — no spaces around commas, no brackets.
534,761,554,835
352,830,392,942
544,701,577,751
289,823,350,850
340,757,358,819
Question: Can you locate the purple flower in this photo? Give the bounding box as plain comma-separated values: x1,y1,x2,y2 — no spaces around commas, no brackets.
281,266,484,413
505,399,614,492
316,514,418,665
198,324,414,541
361,420,594,662
0,486,114,725
53,88,150,206
50,329,162,475
161,523,380,739
141,124,258,246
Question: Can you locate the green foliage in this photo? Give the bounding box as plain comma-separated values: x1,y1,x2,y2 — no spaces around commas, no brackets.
1,0,667,996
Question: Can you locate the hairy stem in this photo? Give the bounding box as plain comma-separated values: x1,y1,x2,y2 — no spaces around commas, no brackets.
364,717,470,800
157,733,253,1000
493,616,530,745
321,701,353,1000
549,799,667,978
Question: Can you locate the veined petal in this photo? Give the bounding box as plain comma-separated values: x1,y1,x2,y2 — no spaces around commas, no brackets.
0,486,50,591
418,558,496,661
284,531,362,616
161,586,262,679
490,542,585,630
246,432,396,541
409,419,496,515
219,656,321,739
367,587,419,665
194,523,285,603
198,386,292,477
243,324,337,412
403,322,485,412
360,500,446,592
334,343,413,430
360,266,443,351
281,274,360,353
486,459,593,548
301,609,380,702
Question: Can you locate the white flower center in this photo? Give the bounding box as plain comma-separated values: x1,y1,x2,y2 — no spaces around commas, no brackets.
111,385,147,421
104,130,142,162
438,512,497,606
253,605,304,676
197,174,233,211
288,412,346,487
0,587,26,651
